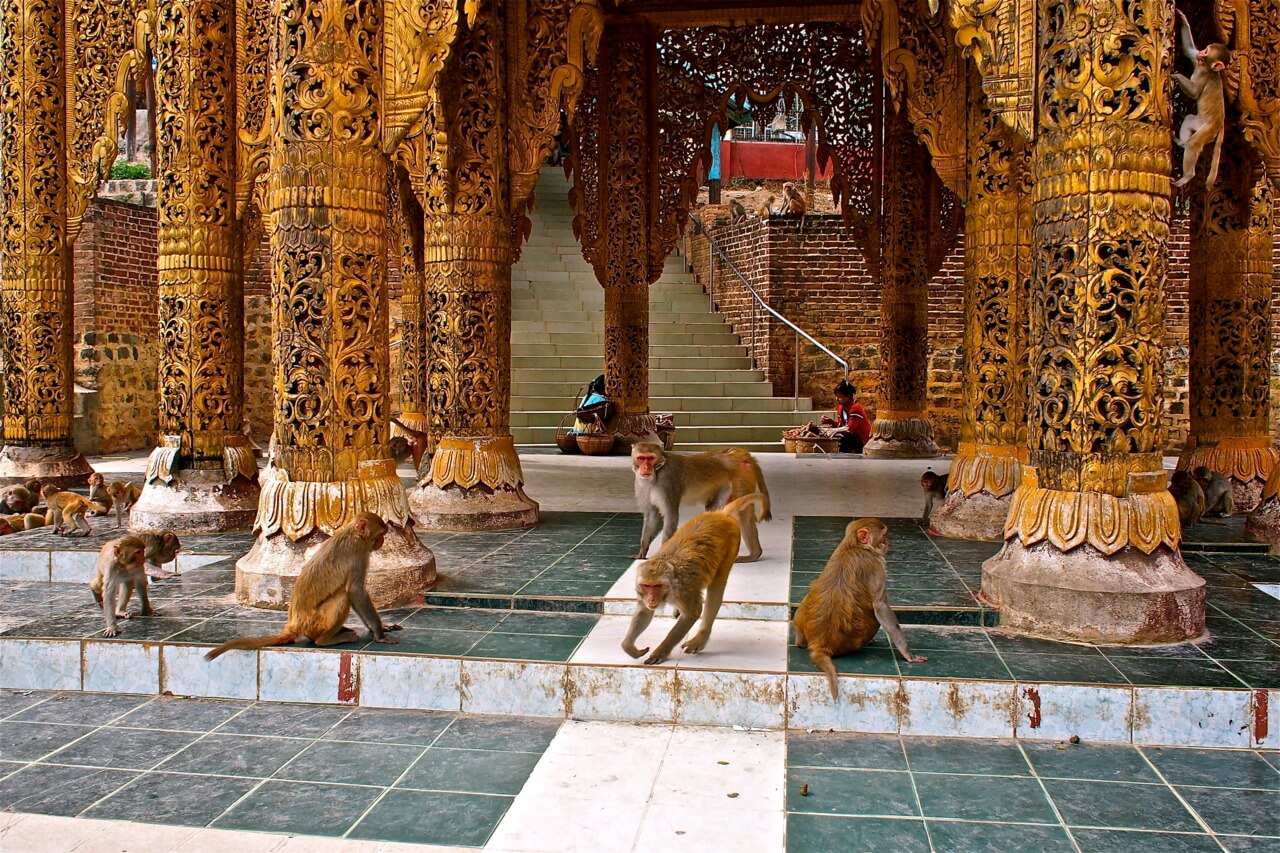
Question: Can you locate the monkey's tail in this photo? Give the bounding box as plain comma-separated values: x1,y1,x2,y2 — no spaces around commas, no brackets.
720,493,767,522
204,631,296,661
1206,129,1224,189
810,648,840,699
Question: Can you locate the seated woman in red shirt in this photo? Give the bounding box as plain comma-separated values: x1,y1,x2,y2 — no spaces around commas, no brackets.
820,379,872,453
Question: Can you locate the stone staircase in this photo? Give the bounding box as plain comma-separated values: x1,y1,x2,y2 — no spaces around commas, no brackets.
511,168,811,452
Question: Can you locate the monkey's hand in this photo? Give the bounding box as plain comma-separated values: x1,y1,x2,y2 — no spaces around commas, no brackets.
372,633,400,645
385,623,403,632
643,650,669,665
103,624,121,637
902,653,928,664
622,643,649,659
681,635,708,655
141,606,158,617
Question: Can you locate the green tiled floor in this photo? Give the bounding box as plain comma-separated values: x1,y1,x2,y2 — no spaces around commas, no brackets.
786,732,1280,853
0,691,559,847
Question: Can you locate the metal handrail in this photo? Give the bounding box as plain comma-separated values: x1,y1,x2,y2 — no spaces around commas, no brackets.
686,214,848,403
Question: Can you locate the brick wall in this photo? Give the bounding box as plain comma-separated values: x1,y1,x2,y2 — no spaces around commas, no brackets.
72,199,160,453
686,210,1280,453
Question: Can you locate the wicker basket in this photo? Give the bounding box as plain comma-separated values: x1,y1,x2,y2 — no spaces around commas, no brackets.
783,437,798,453
793,436,841,454
577,431,616,455
555,414,579,454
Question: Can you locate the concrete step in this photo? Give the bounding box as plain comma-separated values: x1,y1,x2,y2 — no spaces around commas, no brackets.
512,424,791,445
512,344,747,359
513,354,754,370
510,395,814,412
511,367,766,384
513,310,716,325
511,331,740,347
511,319,728,334
512,380,776,398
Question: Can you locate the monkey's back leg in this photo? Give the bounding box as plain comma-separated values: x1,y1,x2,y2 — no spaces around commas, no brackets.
683,545,736,654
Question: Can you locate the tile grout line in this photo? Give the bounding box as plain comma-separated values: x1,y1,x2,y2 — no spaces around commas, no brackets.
1133,745,1230,852
1012,739,1083,853
896,734,937,853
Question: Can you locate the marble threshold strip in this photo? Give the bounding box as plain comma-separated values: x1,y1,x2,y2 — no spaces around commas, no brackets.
0,637,1271,750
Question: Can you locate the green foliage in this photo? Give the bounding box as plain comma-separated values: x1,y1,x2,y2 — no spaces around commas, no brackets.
110,161,152,180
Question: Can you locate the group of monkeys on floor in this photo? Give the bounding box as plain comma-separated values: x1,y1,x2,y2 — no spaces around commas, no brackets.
920,464,1235,532
0,473,141,536
724,182,808,226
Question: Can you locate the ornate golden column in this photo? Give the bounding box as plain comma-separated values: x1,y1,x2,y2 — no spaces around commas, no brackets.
1179,138,1278,512
409,0,539,531
929,86,1031,540
863,103,940,459
391,182,432,459
131,0,260,532
236,0,434,607
598,23,656,443
982,0,1204,644
0,0,94,487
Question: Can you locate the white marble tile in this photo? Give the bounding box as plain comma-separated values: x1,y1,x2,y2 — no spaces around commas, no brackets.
162,644,258,700
899,679,1017,738
178,553,233,571
567,664,677,723
1253,583,1280,601
651,727,785,811
1131,687,1253,748
259,648,348,704
1013,683,1133,743
83,640,159,694
634,803,786,853
1256,690,1279,749
787,674,901,733
0,812,108,852
50,549,99,583
675,670,785,729
540,718,674,758
674,619,789,673
179,826,297,852
0,638,81,690
66,819,200,852
463,659,566,718
487,792,646,853
359,653,460,711
0,551,51,581
569,614,681,668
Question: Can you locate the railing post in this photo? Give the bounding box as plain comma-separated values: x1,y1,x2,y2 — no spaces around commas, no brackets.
794,329,800,404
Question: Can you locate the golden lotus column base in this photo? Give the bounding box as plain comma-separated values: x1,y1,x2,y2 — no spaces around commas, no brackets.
0,445,94,489
235,523,437,611
982,484,1205,644
929,443,1023,541
131,439,261,533
862,413,940,459
409,436,539,532
1178,438,1278,514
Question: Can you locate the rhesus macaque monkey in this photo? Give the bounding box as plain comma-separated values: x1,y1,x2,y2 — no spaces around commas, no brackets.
205,512,401,659
781,182,807,215
7,512,45,530
793,518,927,698
390,418,429,470
140,531,182,580
41,485,103,537
622,493,766,665
755,195,775,218
107,481,142,528
1192,465,1234,517
920,469,948,525
1173,9,1230,189
631,442,772,562
24,478,43,498
86,473,113,516
90,535,155,637
0,518,12,536
0,485,33,514
1169,469,1206,526
728,198,748,224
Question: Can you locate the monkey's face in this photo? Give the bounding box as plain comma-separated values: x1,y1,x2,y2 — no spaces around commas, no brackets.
1198,44,1230,70
2,490,28,513
633,453,660,479
920,473,938,491
637,579,667,610
41,485,58,502
854,522,890,556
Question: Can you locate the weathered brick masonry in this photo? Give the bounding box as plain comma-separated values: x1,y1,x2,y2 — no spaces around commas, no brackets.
686,211,1280,452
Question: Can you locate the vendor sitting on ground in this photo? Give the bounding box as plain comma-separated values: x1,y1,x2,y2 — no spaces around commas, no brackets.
821,379,871,453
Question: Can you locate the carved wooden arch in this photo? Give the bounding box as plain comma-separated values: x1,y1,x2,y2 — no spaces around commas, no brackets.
65,0,156,238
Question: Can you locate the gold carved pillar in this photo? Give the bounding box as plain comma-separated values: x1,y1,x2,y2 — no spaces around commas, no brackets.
0,0,94,487
930,85,1031,541
863,103,940,459
1180,136,1277,513
132,0,260,532
982,0,1204,644
597,22,656,443
236,0,435,607
392,180,432,457
409,0,539,531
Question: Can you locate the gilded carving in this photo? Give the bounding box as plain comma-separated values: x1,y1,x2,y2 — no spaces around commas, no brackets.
393,176,431,446
1179,131,1277,497
947,0,1035,140
1214,0,1280,183
260,0,408,540
382,0,467,153
235,0,270,220
864,0,968,197
64,0,153,234
153,0,249,472
1,0,73,446
947,81,1030,499
1006,0,1181,552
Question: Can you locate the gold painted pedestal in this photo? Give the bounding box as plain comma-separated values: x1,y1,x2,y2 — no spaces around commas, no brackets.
409,436,539,531
0,446,93,489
